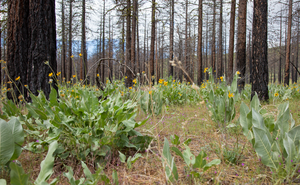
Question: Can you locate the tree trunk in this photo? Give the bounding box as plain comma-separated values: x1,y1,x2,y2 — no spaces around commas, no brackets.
7,0,30,100
197,0,203,85
131,0,137,83
228,0,236,81
68,0,73,82
217,0,223,79
212,0,216,77
169,0,174,78
101,0,105,84
80,0,87,81
149,0,156,83
296,14,299,83
251,0,269,101
184,0,189,82
284,0,293,86
61,0,66,80
278,10,282,84
236,0,247,91
136,4,140,76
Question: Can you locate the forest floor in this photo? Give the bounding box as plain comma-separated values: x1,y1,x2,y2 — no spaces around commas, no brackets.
3,97,300,184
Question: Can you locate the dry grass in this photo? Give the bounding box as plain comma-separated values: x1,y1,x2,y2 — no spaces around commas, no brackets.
2,98,300,184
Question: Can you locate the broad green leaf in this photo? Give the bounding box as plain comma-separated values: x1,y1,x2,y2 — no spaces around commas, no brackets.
63,166,77,185
35,141,58,184
252,108,264,130
81,161,93,180
250,92,260,112
0,119,14,165
171,147,183,159
127,156,132,169
283,135,296,173
240,102,250,134
203,159,221,172
193,151,207,169
183,146,195,166
288,125,300,147
170,135,180,146
130,153,143,164
252,127,277,169
112,170,118,185
9,162,29,185
118,151,126,163
9,117,25,161
276,105,290,135
183,138,192,146
0,179,6,185
163,138,172,164
49,87,58,106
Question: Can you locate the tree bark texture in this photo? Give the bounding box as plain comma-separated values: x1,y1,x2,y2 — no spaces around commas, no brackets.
217,0,223,79
251,0,269,101
228,0,236,81
130,0,137,83
169,0,174,78
212,0,216,77
236,0,247,91
61,0,66,79
7,0,57,100
81,0,87,81
284,0,293,86
197,0,203,85
149,0,155,83
68,0,73,82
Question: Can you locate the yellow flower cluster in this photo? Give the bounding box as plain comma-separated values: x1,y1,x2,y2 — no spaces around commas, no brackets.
178,92,182,96
133,79,137,84
149,91,152,95
228,91,234,98
164,81,168,86
159,79,164,84
57,72,61,76
204,67,208,73
201,84,206,89
15,76,20,81
49,73,53,77
220,76,224,81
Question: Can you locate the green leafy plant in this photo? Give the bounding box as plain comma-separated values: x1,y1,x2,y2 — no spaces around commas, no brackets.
0,117,24,166
206,68,239,125
64,161,112,185
118,151,143,169
1,141,58,185
162,138,178,183
20,87,150,162
239,93,300,182
171,144,220,179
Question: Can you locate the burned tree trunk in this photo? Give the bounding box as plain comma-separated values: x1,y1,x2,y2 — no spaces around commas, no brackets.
251,0,269,101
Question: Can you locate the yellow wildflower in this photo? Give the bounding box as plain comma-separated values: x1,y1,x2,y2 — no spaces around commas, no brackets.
97,74,100,77
79,53,82,57
73,75,76,78
133,79,137,84
149,91,152,95
237,71,240,75
220,76,224,81
173,80,175,83
60,94,65,97
125,76,127,79
15,76,20,81
164,81,168,86
129,87,132,89
274,93,279,97
8,81,12,84
70,55,74,58
228,92,234,98
24,85,28,88
49,73,53,77
56,72,61,76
